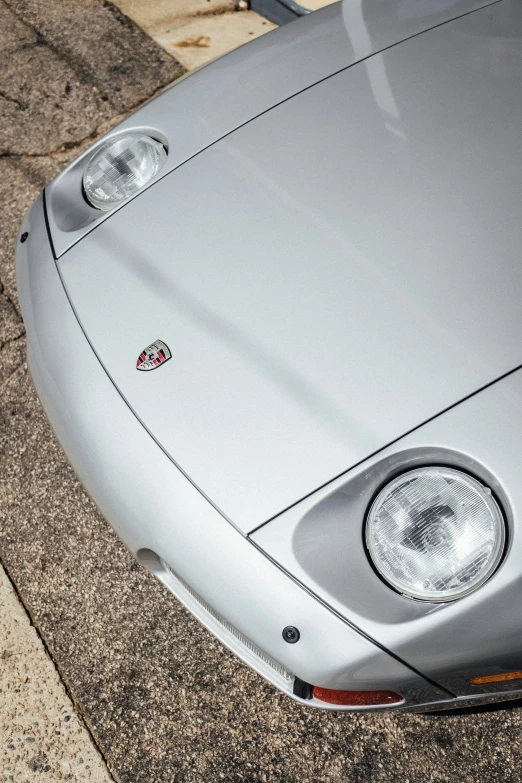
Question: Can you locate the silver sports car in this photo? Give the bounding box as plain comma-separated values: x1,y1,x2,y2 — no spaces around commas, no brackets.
17,0,522,711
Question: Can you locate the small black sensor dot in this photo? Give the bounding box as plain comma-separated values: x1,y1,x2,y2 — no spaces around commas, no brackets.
20,232,29,243
282,626,300,644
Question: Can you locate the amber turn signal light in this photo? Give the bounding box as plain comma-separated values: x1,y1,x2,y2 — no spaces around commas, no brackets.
468,670,522,685
312,687,403,706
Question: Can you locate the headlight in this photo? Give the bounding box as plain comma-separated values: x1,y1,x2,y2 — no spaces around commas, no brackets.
83,132,167,211
366,467,505,602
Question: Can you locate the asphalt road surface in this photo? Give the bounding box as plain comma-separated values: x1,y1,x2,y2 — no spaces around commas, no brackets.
2,2,522,781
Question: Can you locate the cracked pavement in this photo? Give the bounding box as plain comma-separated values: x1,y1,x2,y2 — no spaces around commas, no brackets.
3,1,522,782
0,0,182,307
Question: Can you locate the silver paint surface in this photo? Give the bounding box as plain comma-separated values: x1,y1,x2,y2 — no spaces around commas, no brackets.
57,0,522,528
252,365,522,695
16,0,522,709
15,195,447,709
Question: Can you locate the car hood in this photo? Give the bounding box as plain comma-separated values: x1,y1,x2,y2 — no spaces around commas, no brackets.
56,0,522,532
46,0,496,257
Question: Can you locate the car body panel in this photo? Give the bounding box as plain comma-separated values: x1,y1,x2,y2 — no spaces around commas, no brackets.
15,194,450,710
251,364,522,696
57,0,522,529
45,0,499,257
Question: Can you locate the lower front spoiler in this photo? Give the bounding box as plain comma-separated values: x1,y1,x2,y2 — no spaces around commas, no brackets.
17,192,453,712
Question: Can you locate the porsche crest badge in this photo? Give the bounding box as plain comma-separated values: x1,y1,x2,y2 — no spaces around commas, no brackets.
136,340,172,371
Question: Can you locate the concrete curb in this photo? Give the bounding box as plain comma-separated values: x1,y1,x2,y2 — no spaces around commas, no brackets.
0,562,115,782
112,0,276,70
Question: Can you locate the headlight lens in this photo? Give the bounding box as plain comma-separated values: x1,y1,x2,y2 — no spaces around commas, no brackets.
366,467,505,601
83,132,167,211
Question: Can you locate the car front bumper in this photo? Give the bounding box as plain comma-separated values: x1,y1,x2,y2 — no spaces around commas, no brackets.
16,192,462,712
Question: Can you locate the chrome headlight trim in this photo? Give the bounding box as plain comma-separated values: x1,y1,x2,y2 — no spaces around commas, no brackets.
365,466,506,602
82,132,167,211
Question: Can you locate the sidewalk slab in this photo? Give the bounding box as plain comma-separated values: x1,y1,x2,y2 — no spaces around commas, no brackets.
0,564,114,783
114,0,276,69
154,10,275,70
113,0,237,34
302,0,337,9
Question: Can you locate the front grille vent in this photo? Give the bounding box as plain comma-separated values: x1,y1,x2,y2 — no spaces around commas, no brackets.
160,559,293,686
